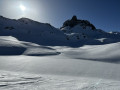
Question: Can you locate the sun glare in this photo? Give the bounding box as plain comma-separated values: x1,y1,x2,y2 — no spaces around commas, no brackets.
20,4,26,11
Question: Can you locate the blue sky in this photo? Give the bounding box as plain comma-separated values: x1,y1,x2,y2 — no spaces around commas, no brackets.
0,0,120,31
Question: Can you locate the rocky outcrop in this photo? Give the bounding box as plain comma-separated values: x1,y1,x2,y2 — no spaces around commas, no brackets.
61,15,96,30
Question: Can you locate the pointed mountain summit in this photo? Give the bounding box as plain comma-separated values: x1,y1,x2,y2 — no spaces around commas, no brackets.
61,15,96,30
71,15,77,21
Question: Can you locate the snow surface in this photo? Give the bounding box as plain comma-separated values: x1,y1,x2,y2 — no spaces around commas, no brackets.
0,36,60,56
0,16,120,90
0,70,120,90
0,53,120,90
60,42,120,62
0,38,120,89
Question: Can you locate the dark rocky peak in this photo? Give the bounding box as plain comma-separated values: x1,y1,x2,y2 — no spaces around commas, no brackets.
71,15,77,21
61,16,96,30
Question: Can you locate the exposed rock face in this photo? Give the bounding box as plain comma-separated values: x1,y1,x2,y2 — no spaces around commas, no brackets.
61,15,96,30
71,15,77,21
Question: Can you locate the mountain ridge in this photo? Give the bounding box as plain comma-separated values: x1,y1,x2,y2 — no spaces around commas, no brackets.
0,15,120,46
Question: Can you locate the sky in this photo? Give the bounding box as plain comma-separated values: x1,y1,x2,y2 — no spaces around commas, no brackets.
0,0,120,32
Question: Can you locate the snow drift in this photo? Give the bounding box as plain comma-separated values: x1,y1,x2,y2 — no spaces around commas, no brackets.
0,36,60,56
61,42,120,63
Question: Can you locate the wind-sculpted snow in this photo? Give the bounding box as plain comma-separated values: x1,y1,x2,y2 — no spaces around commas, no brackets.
0,36,60,56
0,61,120,90
0,42,120,89
23,47,60,56
0,36,120,62
0,71,44,89
0,36,26,55
58,42,120,63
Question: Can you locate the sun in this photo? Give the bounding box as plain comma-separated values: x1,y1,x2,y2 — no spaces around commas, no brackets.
20,4,26,11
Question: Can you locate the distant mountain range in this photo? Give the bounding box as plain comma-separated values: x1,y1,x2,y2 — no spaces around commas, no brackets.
0,15,120,46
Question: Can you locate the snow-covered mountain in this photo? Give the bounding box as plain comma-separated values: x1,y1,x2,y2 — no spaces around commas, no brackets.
0,16,120,90
0,15,120,46
0,16,67,46
60,16,120,45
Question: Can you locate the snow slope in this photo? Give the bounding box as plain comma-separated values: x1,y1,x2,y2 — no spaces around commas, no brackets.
0,53,120,90
0,16,68,46
0,41,120,89
60,42,120,62
0,16,120,90
0,36,60,56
